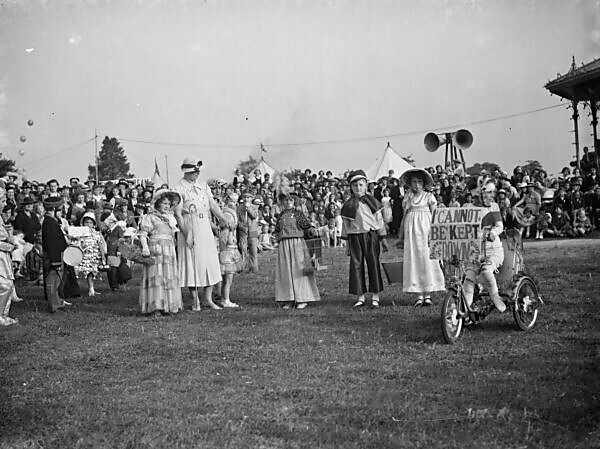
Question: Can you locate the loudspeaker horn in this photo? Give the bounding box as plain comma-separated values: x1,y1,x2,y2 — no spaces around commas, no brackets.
423,129,473,152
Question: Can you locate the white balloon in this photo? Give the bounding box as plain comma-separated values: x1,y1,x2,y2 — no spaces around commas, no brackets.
18,149,25,156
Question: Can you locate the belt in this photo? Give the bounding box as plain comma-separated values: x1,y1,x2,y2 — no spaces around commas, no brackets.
183,211,205,219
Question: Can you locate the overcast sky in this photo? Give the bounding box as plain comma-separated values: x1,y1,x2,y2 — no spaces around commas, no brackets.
0,0,597,184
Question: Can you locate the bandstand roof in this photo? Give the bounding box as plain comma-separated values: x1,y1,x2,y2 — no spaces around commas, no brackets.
545,57,600,102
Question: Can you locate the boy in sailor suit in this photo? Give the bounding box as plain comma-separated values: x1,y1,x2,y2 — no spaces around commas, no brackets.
341,170,389,308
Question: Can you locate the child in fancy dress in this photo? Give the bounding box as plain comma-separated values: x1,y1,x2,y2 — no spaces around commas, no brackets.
341,170,389,308
399,168,445,307
274,189,320,310
381,188,393,233
73,212,107,297
217,203,242,308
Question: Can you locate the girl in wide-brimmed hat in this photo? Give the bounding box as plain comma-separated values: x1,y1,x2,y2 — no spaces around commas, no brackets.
138,188,183,316
398,168,445,307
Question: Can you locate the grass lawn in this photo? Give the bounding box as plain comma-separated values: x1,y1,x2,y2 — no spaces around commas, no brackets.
1,238,599,449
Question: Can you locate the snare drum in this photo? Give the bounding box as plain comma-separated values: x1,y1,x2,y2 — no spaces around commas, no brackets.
63,245,84,266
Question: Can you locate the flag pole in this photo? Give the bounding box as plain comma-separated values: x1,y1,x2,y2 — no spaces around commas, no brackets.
164,154,169,186
94,128,99,184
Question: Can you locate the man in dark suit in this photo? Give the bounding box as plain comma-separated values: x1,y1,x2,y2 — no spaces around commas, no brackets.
41,197,70,313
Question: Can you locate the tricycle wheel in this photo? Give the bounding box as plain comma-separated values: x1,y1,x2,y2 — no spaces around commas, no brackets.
513,277,539,331
441,291,463,344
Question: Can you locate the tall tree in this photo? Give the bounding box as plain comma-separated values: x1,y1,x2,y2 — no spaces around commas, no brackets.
520,160,544,174
235,155,259,175
88,136,134,181
0,157,16,177
466,161,500,176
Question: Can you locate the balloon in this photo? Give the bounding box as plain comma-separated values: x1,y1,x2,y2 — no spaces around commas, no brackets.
18,149,25,156
27,119,34,126
19,136,26,143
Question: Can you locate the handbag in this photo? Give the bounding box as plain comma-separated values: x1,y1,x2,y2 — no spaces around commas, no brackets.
117,261,132,282
107,255,121,267
118,236,155,265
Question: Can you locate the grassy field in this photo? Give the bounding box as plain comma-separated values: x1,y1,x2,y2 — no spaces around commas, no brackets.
1,238,599,449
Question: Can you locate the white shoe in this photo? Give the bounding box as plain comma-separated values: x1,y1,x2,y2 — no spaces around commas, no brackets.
0,316,16,326
296,302,307,309
352,300,365,308
203,301,222,310
371,300,380,309
221,299,239,308
62,300,72,306
491,296,507,313
12,296,24,303
282,304,291,310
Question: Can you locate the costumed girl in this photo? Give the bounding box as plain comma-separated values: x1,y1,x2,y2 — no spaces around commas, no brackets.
216,194,243,308
398,168,445,307
273,176,320,309
74,211,107,297
340,169,389,309
139,189,183,316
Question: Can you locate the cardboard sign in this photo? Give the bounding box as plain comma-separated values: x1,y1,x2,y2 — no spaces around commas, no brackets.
429,207,484,262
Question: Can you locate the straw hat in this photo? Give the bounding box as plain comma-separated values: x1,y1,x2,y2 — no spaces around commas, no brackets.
152,188,181,208
400,168,434,189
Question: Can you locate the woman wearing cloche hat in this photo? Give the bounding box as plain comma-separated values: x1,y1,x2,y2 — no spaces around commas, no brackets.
173,157,228,311
138,188,183,316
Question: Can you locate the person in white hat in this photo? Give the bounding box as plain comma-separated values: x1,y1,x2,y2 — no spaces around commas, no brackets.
173,157,227,311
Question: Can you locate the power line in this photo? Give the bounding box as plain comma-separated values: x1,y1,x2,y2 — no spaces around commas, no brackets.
19,138,95,168
116,103,565,149
118,137,255,149
5,103,565,172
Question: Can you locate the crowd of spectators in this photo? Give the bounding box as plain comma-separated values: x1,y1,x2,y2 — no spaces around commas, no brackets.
0,149,598,282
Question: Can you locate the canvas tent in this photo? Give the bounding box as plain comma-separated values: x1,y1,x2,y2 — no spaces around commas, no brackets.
366,144,414,180
252,157,276,177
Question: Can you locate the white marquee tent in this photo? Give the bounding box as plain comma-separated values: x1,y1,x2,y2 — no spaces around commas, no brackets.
252,157,276,177
366,143,415,180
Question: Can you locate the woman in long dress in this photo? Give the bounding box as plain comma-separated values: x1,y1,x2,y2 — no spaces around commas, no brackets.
139,189,183,315
274,192,320,309
174,157,226,311
399,169,445,307
0,188,18,325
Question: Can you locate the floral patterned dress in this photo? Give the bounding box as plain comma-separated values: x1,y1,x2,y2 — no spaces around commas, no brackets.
138,213,182,314
74,230,106,279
